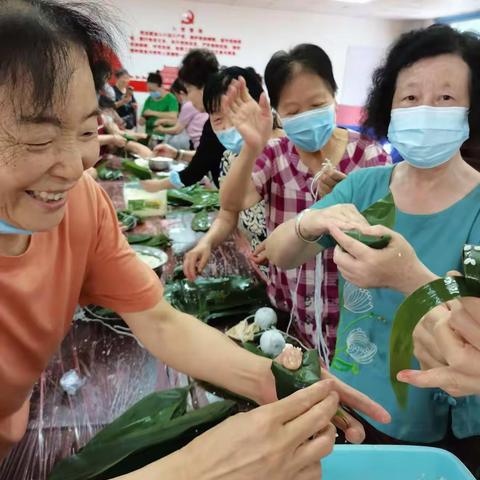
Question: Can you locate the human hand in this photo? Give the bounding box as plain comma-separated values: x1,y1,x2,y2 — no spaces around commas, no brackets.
299,204,368,241
153,143,177,159
321,368,391,444
183,381,338,480
251,240,269,265
112,134,127,148
140,179,166,193
330,224,435,295
313,165,347,198
222,76,272,156
398,296,480,397
138,117,146,126
183,241,212,281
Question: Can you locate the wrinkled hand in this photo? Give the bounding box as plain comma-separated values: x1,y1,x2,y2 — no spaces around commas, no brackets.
331,224,434,295
314,166,347,198
321,368,390,444
183,241,212,281
183,381,338,480
222,76,272,155
112,134,127,148
153,143,177,159
251,240,269,265
300,204,368,241
398,296,480,397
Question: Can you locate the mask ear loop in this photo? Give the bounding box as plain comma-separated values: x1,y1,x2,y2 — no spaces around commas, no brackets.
310,158,333,201
286,264,304,336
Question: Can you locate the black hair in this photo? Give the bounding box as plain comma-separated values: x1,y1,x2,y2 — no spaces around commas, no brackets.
115,68,129,79
0,0,118,114
170,77,187,95
203,66,263,115
92,59,112,92
178,48,219,88
264,43,337,110
98,94,115,109
362,24,480,140
147,70,162,86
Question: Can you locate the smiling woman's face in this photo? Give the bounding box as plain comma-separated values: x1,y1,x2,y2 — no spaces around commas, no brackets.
0,48,100,232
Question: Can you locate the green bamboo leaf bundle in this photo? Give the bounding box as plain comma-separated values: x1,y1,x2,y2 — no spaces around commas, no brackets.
48,387,237,480
191,210,212,232
390,245,480,408
127,233,171,249
164,276,269,323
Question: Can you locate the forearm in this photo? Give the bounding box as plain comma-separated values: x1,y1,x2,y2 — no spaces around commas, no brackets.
113,450,186,480
265,218,322,269
397,263,439,296
155,123,183,135
123,300,276,405
98,134,116,147
220,145,259,211
200,209,239,249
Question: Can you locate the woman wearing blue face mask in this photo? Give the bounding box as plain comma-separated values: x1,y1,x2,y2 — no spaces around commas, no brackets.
220,44,390,357
184,66,283,281
264,25,480,476
139,71,179,137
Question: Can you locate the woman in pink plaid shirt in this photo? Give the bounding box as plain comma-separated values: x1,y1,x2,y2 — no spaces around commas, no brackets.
221,44,390,358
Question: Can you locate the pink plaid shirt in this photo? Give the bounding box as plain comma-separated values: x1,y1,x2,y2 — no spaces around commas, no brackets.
252,131,390,355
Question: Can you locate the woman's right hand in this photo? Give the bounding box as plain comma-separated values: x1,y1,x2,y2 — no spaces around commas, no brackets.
300,204,368,240
222,76,273,156
153,143,177,159
112,134,127,148
183,381,338,480
183,241,212,281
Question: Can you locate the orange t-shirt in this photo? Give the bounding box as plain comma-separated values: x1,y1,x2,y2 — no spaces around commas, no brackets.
0,174,163,458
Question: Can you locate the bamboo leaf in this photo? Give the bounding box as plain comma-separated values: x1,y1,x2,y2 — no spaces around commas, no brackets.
49,388,237,480
390,245,480,407
191,210,212,232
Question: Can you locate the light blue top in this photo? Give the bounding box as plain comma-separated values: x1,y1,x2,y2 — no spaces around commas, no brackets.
312,164,480,442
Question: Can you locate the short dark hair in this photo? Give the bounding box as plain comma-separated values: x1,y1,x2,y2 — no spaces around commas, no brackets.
0,0,117,114
170,78,187,95
203,66,263,115
147,71,163,86
92,59,112,92
264,43,337,110
178,48,219,88
114,68,129,79
362,24,480,141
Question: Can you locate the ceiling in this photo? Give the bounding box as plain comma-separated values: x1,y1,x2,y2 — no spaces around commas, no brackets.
191,0,480,20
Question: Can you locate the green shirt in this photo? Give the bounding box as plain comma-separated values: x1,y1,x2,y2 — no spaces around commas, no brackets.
312,165,480,443
142,93,179,136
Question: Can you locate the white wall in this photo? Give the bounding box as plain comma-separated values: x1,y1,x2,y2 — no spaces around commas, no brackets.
108,0,422,106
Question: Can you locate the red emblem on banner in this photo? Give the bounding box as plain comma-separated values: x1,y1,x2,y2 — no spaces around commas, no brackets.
181,10,194,25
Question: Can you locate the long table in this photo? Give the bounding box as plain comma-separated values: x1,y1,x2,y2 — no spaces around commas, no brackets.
0,178,261,480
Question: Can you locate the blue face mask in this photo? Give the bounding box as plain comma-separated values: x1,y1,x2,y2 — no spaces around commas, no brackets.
150,91,162,99
215,127,244,154
281,104,335,152
387,106,469,169
0,219,32,235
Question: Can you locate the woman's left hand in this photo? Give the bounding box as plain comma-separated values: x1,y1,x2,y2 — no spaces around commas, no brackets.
330,224,436,295
321,368,391,443
398,298,480,397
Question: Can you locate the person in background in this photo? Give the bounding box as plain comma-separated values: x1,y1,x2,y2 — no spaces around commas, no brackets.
139,71,179,138
220,44,390,358
98,96,152,158
154,78,208,150
262,25,480,477
93,59,116,101
0,2,391,479
142,49,225,191
113,68,137,129
183,67,279,281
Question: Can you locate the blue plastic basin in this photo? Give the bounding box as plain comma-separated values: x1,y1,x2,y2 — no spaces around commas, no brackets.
322,445,475,480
